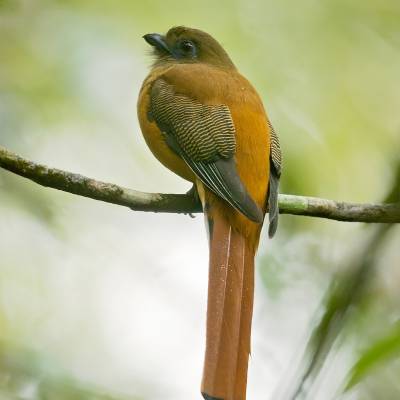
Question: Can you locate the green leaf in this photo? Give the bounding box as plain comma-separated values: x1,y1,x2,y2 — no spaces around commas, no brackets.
345,321,400,391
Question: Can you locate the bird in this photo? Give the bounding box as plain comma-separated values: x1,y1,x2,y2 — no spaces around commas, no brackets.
137,26,281,400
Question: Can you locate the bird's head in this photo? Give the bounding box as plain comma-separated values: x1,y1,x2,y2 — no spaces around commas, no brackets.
143,26,236,70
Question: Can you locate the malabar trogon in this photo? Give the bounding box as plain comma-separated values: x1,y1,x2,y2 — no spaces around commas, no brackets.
137,26,282,400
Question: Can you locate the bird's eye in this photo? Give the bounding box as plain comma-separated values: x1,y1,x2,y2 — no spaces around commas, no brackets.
173,39,197,59
181,40,195,53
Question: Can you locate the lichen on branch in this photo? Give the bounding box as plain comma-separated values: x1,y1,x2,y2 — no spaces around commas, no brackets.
1,146,399,223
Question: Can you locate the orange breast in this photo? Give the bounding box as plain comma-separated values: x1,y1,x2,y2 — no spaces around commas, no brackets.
137,67,195,182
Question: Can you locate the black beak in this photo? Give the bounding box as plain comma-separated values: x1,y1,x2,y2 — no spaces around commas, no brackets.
143,33,170,54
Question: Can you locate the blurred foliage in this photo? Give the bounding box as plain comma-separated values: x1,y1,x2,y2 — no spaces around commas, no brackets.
289,223,394,399
0,0,399,399
0,342,138,400
345,321,400,392
283,160,400,399
286,161,400,399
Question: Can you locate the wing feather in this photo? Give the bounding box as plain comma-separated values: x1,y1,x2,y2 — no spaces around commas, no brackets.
267,120,282,237
149,79,263,223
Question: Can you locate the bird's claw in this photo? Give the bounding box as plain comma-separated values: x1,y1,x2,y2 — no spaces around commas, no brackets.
186,184,199,200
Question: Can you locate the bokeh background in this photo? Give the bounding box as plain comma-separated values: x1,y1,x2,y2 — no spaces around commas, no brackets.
1,1,400,399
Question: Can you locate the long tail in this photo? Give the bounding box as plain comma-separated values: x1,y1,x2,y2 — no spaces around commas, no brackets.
201,209,258,400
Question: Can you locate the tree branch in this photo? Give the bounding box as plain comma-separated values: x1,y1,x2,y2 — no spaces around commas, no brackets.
1,145,399,223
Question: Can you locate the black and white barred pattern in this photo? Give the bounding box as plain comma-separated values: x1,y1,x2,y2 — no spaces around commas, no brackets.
150,79,236,163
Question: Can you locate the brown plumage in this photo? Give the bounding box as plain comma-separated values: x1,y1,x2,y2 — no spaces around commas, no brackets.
137,26,281,400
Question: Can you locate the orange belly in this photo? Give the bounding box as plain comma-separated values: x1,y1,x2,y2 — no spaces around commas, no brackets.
137,73,195,183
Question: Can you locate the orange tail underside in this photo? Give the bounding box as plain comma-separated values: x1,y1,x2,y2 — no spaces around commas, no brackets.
201,210,257,400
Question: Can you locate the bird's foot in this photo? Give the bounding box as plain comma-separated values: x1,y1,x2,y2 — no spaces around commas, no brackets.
185,184,200,218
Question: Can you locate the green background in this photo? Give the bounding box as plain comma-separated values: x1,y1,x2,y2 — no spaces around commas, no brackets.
0,1,399,399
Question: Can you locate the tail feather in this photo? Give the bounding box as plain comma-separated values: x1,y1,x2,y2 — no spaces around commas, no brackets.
201,210,256,400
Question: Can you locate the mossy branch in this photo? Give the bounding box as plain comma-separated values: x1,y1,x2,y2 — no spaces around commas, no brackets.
1,146,399,223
